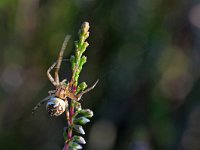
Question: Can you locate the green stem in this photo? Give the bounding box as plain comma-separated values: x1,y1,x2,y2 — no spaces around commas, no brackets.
70,22,90,86
64,22,90,150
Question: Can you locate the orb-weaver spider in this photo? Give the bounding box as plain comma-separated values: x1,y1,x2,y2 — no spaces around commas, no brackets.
32,35,98,116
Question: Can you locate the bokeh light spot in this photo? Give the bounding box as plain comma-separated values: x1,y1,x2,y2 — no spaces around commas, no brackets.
88,119,117,150
1,64,24,93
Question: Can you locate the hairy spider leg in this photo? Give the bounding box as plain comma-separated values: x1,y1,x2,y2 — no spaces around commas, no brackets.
77,80,99,100
32,95,55,114
55,35,71,84
47,59,69,86
47,62,58,86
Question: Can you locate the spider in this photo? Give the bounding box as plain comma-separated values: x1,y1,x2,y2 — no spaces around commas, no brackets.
32,35,98,116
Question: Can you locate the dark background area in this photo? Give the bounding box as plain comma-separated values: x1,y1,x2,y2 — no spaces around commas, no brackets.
0,0,200,150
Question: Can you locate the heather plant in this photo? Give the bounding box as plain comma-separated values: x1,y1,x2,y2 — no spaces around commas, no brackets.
33,22,97,150
63,22,97,150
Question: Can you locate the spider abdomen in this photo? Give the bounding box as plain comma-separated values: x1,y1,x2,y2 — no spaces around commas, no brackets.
46,97,66,116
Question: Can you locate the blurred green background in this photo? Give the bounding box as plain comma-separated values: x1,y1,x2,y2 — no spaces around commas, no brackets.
0,0,200,150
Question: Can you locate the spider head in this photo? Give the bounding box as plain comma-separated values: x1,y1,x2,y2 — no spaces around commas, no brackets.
46,97,67,116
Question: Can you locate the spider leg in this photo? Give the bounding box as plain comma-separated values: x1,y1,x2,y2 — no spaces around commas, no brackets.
55,35,71,84
48,90,56,95
32,95,54,114
77,80,99,101
47,62,57,86
47,59,69,86
61,79,67,85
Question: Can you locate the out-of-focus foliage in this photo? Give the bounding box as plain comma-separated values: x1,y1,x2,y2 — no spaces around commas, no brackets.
0,0,200,150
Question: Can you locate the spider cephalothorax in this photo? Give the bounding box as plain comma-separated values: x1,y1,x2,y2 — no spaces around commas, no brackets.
55,85,68,99
32,35,98,116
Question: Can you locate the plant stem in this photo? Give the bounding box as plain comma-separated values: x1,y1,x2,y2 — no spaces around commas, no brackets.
63,22,90,150
64,100,75,150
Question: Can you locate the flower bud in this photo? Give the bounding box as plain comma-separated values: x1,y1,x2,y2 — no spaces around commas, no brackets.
69,142,82,149
73,136,86,144
79,109,93,118
74,125,85,135
74,117,90,125
81,22,90,34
